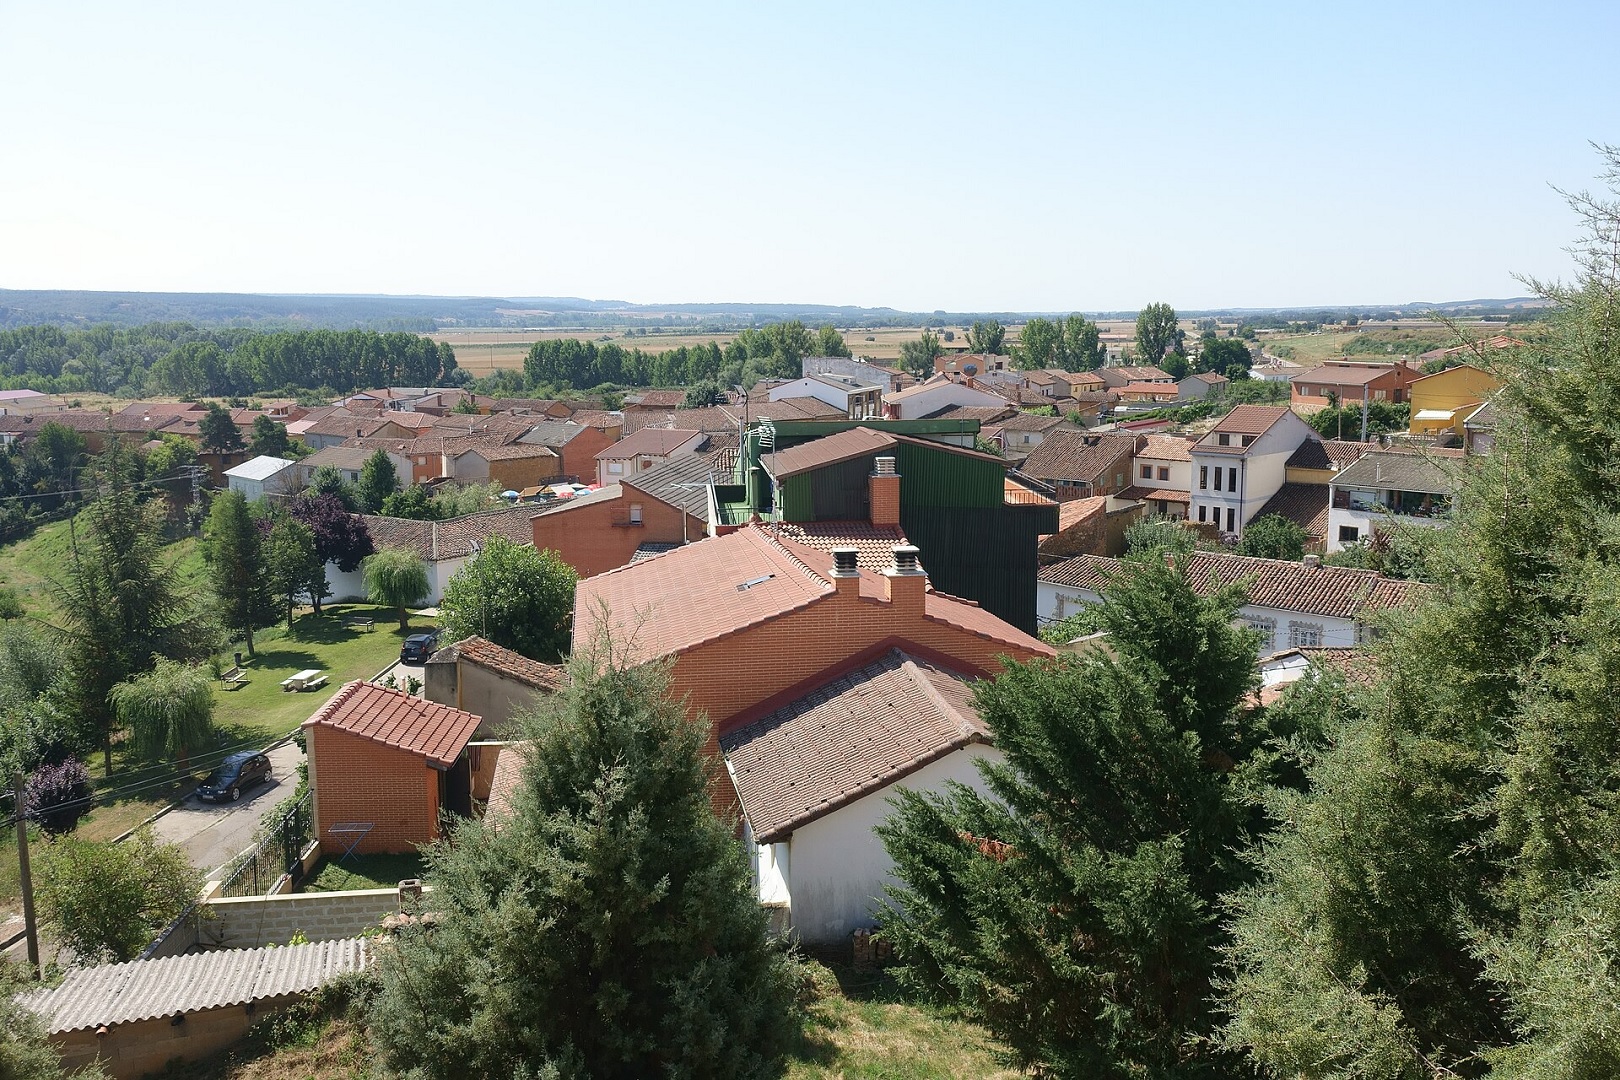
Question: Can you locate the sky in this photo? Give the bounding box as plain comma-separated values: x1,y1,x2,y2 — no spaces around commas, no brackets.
2,1,1617,313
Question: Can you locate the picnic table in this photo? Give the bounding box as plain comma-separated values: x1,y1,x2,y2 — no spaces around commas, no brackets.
343,615,375,632
280,668,328,693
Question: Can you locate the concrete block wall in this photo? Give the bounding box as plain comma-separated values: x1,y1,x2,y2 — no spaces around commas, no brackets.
201,886,433,949
53,993,306,1080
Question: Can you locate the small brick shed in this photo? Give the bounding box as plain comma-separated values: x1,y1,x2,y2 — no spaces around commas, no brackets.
303,681,483,855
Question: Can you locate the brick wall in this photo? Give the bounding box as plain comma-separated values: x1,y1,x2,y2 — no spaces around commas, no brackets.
532,487,701,579
308,726,438,854
869,473,900,527
558,424,618,482
53,994,308,1080
201,887,429,948
489,455,562,491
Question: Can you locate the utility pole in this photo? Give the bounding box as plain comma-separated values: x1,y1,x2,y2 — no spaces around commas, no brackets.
12,773,39,974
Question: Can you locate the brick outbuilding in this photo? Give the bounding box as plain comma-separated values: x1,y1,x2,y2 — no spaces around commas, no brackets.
302,682,483,855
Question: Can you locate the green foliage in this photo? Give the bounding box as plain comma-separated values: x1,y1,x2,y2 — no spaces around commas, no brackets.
1160,349,1191,379
439,536,577,662
1198,336,1254,380
0,622,76,774
684,379,722,407
879,553,1262,1075
264,514,323,627
1305,400,1410,439
1014,317,1061,370
1135,302,1183,363
306,463,358,511
0,585,21,619
35,828,201,963
378,484,436,520
249,413,291,457
108,657,215,769
356,450,400,514
1124,514,1196,556
197,401,244,452
369,647,800,1078
206,488,274,655
0,958,100,1079
966,320,1005,355
1235,513,1307,560
815,324,851,358
364,548,429,632
1037,604,1108,645
897,330,943,378
54,440,195,772
1323,526,1438,581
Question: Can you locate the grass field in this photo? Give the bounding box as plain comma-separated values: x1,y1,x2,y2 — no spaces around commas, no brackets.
304,852,428,894
0,516,209,626
160,961,1020,1079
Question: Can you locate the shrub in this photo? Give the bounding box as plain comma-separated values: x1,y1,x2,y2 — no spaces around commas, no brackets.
24,757,93,835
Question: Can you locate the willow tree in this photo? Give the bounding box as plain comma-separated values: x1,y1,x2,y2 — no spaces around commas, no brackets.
364,548,429,632
108,658,215,775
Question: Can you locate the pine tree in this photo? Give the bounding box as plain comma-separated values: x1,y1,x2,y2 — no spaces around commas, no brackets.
356,449,400,513
205,489,274,655
369,645,799,1078
877,553,1263,1076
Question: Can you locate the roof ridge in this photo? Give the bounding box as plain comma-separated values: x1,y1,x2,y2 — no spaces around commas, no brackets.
897,650,982,742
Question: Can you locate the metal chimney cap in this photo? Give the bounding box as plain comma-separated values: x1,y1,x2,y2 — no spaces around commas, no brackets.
890,544,922,573
831,547,860,576
873,456,898,475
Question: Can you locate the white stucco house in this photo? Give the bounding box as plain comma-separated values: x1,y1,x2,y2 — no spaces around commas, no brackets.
594,428,706,487
1188,405,1315,536
223,456,299,502
768,375,884,419
720,649,1003,946
1036,551,1424,654
1326,449,1461,553
882,375,1009,420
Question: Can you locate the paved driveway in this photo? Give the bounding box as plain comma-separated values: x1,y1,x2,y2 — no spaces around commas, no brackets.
151,740,308,877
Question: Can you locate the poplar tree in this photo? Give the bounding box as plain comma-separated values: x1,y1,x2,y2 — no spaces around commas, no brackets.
370,646,799,1078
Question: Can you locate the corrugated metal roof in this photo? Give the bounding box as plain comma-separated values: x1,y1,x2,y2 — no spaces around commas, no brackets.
22,939,372,1034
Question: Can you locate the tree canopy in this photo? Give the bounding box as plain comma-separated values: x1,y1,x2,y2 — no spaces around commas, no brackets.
356,450,400,514
108,658,215,772
439,537,577,662
369,646,799,1077
364,548,429,632
1235,513,1307,560
1135,302,1184,363
206,488,274,655
898,330,943,378
197,401,244,452
34,829,202,964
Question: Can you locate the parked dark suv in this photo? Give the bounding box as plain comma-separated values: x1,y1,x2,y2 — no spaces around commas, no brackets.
400,631,440,663
197,751,272,803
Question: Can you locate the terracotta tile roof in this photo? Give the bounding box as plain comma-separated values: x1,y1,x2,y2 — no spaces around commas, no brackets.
352,431,517,457
1289,363,1409,387
595,428,704,460
362,503,543,561
1256,482,1330,539
1210,404,1292,436
1119,381,1181,396
448,636,565,690
1118,485,1190,503
574,524,1049,666
113,401,204,422
0,408,115,434
484,741,531,826
462,442,559,462
997,411,1068,433
1138,434,1193,461
1109,365,1174,382
920,404,1018,423
430,413,539,437
21,939,372,1035
487,397,570,415
772,521,907,572
1019,431,1137,484
1332,450,1462,494
721,649,989,842
626,389,689,408
1053,495,1109,532
1286,439,1370,471
302,445,377,471
1039,551,1427,620
303,681,482,768
768,426,897,479
303,411,397,440
566,410,624,430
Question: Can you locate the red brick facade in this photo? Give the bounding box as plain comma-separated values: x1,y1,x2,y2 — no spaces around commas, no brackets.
532,484,704,579
308,725,440,854
869,472,900,527
554,423,618,483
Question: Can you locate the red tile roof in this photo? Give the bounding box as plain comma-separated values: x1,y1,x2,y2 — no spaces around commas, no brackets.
1039,551,1426,620
595,428,704,460
1138,434,1193,461
1256,483,1331,539
1286,439,1370,471
484,741,531,826
445,636,565,690
772,521,907,572
720,649,989,842
768,426,898,479
1019,431,1137,484
1210,404,1292,436
1118,485,1190,503
303,681,482,767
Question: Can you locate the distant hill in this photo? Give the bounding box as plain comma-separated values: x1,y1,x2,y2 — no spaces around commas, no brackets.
0,289,1551,331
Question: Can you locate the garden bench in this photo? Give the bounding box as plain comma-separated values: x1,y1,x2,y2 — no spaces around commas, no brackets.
220,667,248,689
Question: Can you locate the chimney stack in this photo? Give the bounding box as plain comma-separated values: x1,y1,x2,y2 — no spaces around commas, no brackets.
882,544,926,613
830,547,860,597
870,456,901,527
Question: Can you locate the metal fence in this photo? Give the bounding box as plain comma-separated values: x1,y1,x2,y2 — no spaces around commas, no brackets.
219,791,312,898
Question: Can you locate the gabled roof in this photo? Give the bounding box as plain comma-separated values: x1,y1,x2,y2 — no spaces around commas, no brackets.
626,389,689,408
303,681,482,768
1137,434,1193,461
1290,363,1410,387
772,521,907,572
1119,381,1181,395
302,411,399,440
1039,551,1426,620
440,636,564,690
461,442,558,462
768,426,897,479
363,503,542,561
521,420,593,447
224,455,296,481
302,444,379,471
1192,405,1296,455
1256,483,1331,540
721,649,989,842
1109,365,1174,382
997,411,1067,433
920,404,1017,423
1019,431,1137,483
21,939,371,1035
595,428,704,460
1286,438,1370,471
625,453,731,522
1331,449,1463,495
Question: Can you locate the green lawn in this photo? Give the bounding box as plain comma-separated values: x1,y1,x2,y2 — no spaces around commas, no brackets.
0,516,207,626
302,852,428,893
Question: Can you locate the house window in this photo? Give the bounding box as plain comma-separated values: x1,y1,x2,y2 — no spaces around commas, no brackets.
1226,506,1236,532
1374,389,1387,401
1218,433,1231,446
1198,504,1207,523
1339,525,1360,543
608,461,624,475
1228,467,1238,491
1157,466,1170,481
1300,385,1312,397
1245,615,1277,643
1241,435,1254,447
1115,472,1124,488
1214,468,1223,491
640,458,654,469
629,503,643,525
1140,464,1152,480
1199,465,1208,490
1288,621,1324,647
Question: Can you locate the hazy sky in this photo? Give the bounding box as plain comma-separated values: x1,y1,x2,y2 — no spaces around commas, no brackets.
2,2,1616,311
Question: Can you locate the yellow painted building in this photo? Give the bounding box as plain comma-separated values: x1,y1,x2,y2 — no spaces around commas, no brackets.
1408,364,1500,437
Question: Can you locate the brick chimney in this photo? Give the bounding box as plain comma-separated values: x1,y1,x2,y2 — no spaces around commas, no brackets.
870,456,900,527
830,547,860,597
882,544,926,614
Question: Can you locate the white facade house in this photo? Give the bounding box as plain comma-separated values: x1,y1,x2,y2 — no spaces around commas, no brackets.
223,456,299,502
1188,406,1315,536
594,428,706,487
802,355,906,394
768,375,883,419
1037,551,1423,654
1326,449,1460,553
1124,434,1195,519
721,649,1004,946
882,375,1009,420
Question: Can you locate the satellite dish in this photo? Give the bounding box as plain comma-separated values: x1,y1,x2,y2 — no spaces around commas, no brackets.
963,363,979,377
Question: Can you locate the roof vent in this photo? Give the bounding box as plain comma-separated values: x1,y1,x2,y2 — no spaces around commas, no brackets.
890,545,922,574
1303,554,1322,569
874,456,897,475
736,573,775,592
831,548,860,576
